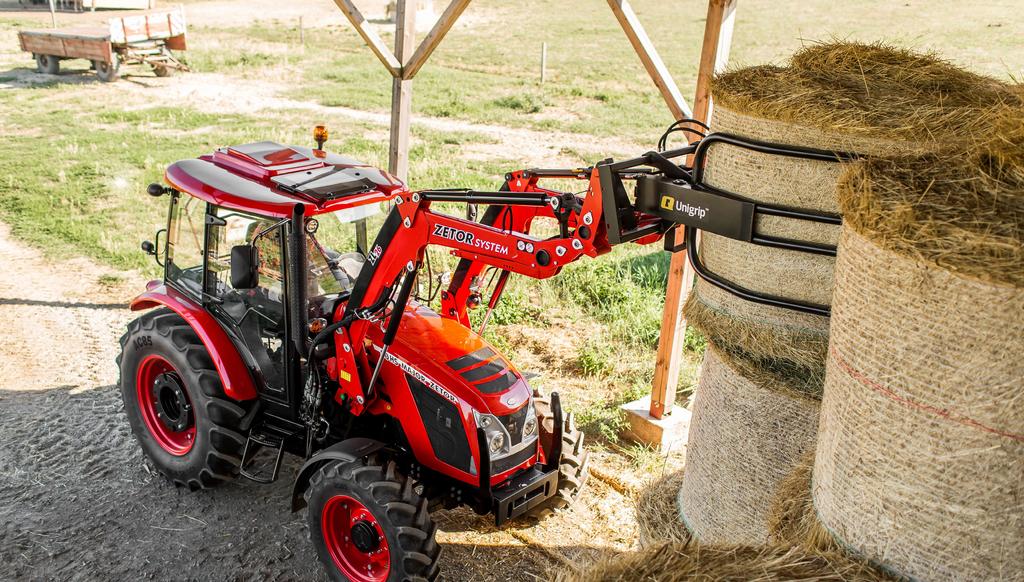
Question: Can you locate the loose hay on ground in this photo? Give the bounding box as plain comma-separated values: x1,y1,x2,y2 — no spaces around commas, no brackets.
551,541,899,582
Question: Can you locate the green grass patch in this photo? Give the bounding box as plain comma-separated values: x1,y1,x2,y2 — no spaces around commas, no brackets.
576,382,647,443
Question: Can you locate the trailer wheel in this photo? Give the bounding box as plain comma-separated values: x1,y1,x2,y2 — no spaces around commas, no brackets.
118,308,253,490
94,56,120,82
525,390,590,520
306,457,441,582
35,54,59,75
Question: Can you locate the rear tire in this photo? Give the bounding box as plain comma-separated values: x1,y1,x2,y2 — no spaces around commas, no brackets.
525,389,590,519
306,456,441,582
118,308,252,490
94,56,119,82
35,54,59,75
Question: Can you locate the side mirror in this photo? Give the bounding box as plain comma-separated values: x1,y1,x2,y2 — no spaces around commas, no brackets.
231,245,260,289
142,228,166,267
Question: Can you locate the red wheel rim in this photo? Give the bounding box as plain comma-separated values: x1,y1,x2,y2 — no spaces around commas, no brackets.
321,495,391,582
136,354,195,456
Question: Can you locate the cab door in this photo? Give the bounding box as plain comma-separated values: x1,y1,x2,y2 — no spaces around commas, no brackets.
204,207,292,400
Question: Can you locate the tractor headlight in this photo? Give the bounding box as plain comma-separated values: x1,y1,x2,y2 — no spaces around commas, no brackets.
523,415,537,437
475,411,509,457
488,431,505,454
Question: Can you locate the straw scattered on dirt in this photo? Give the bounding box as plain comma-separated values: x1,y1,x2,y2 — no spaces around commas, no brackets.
551,541,900,582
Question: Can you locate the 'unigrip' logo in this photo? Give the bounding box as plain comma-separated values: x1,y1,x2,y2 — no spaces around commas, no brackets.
661,195,708,220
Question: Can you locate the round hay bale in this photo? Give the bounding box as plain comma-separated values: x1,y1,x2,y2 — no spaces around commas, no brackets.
678,344,820,544
698,42,1021,369
550,541,899,582
813,141,1024,581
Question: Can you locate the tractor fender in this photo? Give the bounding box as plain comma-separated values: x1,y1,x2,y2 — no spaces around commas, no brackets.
130,281,258,401
291,438,387,512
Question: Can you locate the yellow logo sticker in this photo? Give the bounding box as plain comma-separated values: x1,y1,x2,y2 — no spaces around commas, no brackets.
660,195,674,210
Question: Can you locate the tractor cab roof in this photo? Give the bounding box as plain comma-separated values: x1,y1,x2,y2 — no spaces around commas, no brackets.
164,141,406,218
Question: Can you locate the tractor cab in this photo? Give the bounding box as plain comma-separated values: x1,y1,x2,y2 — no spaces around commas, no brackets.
143,139,404,420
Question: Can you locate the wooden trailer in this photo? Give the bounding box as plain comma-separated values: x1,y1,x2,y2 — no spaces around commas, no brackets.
17,7,188,82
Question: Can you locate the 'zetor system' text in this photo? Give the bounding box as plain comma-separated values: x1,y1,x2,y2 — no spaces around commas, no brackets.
433,224,509,255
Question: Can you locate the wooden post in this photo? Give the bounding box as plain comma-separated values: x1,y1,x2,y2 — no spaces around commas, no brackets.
299,16,305,46
389,0,416,180
647,0,737,422
333,0,403,76
540,42,547,84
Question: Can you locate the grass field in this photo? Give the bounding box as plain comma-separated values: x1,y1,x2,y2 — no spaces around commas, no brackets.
0,0,1021,456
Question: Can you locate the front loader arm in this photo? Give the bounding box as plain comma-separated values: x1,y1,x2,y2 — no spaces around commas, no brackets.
340,178,619,390
440,169,602,325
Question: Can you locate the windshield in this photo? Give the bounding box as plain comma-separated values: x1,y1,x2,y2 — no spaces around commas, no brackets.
303,205,386,300
307,232,364,298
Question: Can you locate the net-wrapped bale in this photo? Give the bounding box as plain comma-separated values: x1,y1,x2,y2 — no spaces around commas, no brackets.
678,344,820,544
693,41,1023,371
550,541,899,582
812,123,1024,581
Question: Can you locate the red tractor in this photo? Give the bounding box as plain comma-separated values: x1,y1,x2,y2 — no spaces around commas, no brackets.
119,125,839,581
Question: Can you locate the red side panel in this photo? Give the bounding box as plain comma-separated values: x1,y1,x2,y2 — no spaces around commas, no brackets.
130,282,257,401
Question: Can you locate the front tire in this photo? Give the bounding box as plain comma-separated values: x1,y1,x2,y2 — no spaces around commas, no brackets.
118,308,252,490
526,389,590,518
306,457,440,582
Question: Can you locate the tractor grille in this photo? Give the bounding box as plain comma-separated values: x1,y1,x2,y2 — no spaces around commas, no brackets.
492,442,538,475
498,404,531,446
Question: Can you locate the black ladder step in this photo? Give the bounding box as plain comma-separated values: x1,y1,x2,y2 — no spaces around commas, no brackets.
239,429,286,484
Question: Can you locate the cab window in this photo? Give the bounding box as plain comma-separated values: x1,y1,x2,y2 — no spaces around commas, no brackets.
305,205,385,301
165,195,207,298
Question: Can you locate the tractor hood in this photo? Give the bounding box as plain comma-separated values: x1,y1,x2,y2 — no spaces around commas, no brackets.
382,302,532,418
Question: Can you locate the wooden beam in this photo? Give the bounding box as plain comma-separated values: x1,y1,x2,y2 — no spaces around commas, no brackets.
389,0,416,180
333,0,402,77
607,0,692,120
648,0,736,420
403,0,472,80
